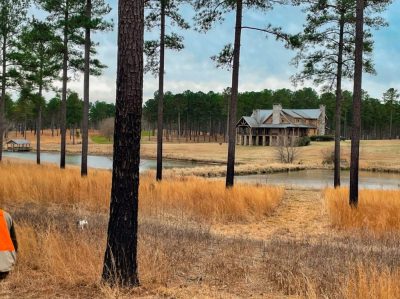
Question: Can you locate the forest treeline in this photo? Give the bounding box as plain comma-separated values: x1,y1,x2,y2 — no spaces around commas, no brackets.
3,93,115,137
4,86,399,141
142,87,400,141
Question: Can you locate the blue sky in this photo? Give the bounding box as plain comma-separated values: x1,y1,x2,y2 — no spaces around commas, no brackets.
65,1,400,103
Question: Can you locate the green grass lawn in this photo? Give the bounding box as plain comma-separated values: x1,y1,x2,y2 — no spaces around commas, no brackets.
91,135,113,144
91,131,154,144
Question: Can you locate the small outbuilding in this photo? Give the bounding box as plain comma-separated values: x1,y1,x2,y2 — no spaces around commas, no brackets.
6,139,32,152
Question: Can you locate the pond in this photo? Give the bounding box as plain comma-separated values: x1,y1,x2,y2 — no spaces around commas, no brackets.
235,169,400,190
3,151,199,172
4,152,399,189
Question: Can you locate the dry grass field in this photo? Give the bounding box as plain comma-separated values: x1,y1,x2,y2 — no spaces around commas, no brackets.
325,188,400,234
1,161,400,298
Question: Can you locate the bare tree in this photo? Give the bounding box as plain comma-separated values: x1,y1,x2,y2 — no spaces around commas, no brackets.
99,117,114,141
275,139,299,164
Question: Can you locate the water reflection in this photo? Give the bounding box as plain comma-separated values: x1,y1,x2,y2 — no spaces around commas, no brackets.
236,169,400,190
3,151,198,171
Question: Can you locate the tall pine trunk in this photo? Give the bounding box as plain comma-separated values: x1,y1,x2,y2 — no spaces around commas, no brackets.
178,111,181,142
72,124,76,145
156,0,166,181
51,117,54,136
37,85,43,165
60,1,69,169
81,0,91,177
0,35,6,161
349,0,364,206
389,109,392,139
334,13,345,188
226,0,242,188
102,0,144,286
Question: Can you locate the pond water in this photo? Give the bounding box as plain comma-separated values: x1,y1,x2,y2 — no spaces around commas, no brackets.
3,151,199,172
235,169,400,190
4,152,400,189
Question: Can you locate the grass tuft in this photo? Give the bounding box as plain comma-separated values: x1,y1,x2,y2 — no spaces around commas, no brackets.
325,188,400,234
344,264,400,299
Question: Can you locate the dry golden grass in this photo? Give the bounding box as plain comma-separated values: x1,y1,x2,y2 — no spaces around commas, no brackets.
0,160,111,212
8,212,400,298
142,176,284,223
2,161,400,298
164,162,312,178
0,161,283,223
325,188,400,234
140,139,400,170
344,264,400,299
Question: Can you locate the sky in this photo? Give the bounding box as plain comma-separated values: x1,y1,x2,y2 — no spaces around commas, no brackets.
62,1,400,103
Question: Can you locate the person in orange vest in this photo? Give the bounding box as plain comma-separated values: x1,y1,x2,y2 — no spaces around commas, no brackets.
0,209,18,280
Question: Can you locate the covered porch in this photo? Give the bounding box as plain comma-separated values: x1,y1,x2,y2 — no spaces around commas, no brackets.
236,126,309,146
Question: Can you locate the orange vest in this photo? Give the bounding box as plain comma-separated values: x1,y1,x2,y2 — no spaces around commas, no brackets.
0,210,15,252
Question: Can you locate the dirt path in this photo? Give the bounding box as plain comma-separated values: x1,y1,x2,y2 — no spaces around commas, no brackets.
213,189,332,240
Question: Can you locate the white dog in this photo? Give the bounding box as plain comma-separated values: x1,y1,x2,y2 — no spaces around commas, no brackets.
77,219,89,230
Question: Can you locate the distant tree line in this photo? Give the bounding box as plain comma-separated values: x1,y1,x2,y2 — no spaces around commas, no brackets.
143,87,400,141
3,92,115,138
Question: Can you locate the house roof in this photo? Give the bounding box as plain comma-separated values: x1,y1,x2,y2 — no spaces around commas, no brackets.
237,107,322,128
284,109,321,119
241,116,259,127
6,139,31,145
251,109,272,123
257,124,311,129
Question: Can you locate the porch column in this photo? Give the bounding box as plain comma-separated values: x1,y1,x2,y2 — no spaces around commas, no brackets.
249,129,253,146
262,135,266,146
292,128,295,144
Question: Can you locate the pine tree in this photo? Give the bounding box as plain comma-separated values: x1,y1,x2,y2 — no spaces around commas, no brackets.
102,0,144,287
349,0,365,207
13,19,63,164
36,0,85,169
0,0,29,161
81,0,112,176
383,88,400,139
144,0,189,181
192,0,289,188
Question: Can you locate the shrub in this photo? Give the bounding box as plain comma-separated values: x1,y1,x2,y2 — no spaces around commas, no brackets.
310,135,334,142
297,136,311,147
321,148,335,165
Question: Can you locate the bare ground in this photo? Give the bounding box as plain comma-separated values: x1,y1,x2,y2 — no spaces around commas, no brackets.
213,189,330,241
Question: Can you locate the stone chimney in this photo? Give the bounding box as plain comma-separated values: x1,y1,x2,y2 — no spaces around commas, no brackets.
253,109,261,123
273,104,282,125
318,104,326,135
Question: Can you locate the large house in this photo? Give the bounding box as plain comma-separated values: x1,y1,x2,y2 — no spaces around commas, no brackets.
236,104,326,146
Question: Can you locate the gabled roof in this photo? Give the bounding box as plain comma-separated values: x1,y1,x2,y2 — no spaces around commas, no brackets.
251,110,272,123
283,109,321,119
6,139,31,145
239,116,258,127
237,107,322,128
